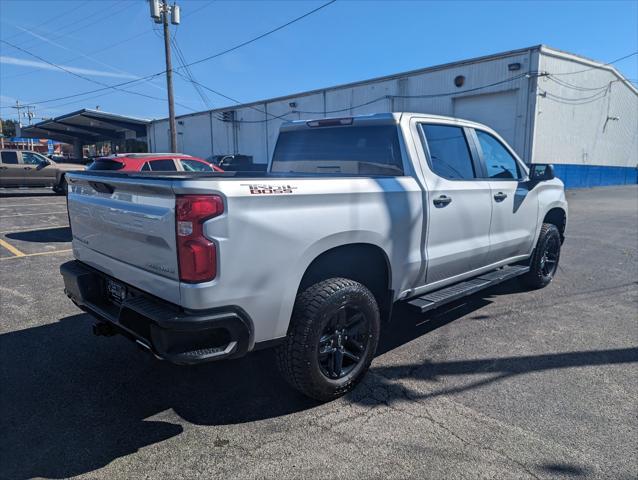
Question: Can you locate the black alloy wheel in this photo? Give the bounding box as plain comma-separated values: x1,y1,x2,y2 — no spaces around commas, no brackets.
540,234,560,277
523,222,562,289
276,277,381,401
318,305,370,380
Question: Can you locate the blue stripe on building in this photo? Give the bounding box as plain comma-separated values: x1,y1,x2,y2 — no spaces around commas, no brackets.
553,164,638,189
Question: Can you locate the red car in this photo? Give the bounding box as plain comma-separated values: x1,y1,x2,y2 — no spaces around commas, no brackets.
87,153,223,173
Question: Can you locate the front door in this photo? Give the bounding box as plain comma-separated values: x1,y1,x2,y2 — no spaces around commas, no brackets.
473,129,539,264
417,123,493,284
21,151,56,186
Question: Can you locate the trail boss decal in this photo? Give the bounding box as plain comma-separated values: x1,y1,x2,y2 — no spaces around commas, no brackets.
241,184,297,195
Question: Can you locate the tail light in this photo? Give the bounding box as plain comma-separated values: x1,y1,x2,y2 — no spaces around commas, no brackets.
175,195,224,283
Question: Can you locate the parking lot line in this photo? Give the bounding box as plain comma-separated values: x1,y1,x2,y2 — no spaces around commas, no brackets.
0,248,72,260
0,211,69,218
0,224,69,234
0,238,25,257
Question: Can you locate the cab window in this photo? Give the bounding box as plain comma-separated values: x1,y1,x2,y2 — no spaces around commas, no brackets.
421,124,475,180
22,152,46,165
475,130,521,180
1,151,19,164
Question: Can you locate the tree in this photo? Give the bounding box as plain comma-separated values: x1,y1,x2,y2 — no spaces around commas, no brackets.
0,119,18,137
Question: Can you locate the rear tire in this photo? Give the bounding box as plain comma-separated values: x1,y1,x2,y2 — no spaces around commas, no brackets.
523,223,561,289
276,278,380,402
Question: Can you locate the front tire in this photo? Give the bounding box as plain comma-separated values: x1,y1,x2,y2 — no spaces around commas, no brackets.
523,223,561,289
54,175,67,195
276,278,380,402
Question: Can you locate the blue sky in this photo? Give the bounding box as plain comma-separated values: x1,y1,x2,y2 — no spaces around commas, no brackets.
1,0,637,121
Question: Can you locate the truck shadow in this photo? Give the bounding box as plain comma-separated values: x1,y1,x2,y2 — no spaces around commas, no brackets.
2,281,635,479
6,226,72,243
0,313,316,479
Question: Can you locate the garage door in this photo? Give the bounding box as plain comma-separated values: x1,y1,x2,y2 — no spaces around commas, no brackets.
453,89,519,150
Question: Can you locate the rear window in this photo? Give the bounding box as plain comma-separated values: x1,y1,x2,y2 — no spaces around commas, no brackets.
271,125,404,175
87,159,124,170
1,151,19,164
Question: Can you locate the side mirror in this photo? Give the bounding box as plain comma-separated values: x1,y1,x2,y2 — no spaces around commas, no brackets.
529,164,555,182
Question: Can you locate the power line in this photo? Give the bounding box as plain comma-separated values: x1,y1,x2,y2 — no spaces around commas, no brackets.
0,2,145,82
176,71,537,124
541,88,609,103
0,39,198,112
18,0,134,51
549,51,638,76
7,24,170,97
2,0,92,42
175,0,337,71
171,37,213,108
0,74,158,110
1,0,338,110
174,70,296,123
182,0,217,18
541,91,610,106
546,75,610,92
1,28,153,82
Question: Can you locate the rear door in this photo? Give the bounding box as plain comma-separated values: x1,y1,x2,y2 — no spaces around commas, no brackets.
0,151,22,186
417,122,493,284
472,128,538,264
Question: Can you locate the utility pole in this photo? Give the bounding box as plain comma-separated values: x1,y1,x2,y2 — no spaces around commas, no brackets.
150,0,180,153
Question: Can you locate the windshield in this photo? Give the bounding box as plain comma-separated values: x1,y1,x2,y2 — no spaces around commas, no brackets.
271,125,404,175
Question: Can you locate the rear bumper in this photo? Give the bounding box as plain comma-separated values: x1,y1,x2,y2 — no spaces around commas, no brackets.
60,260,252,365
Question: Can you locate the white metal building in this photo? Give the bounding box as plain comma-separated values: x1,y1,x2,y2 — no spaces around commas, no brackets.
147,45,638,187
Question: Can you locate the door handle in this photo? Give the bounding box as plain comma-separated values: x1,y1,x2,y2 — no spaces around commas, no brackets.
493,192,508,202
0,166,7,170
23,167,33,170
433,195,452,207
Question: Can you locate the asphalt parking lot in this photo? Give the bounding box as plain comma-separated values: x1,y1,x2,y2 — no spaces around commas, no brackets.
0,185,636,480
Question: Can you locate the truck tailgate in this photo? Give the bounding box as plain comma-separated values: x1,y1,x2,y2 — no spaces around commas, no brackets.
67,173,179,283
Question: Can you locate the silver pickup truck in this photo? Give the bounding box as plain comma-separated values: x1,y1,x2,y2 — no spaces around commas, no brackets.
60,113,567,401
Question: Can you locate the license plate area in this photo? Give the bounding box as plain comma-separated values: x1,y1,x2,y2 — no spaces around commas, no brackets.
106,278,127,304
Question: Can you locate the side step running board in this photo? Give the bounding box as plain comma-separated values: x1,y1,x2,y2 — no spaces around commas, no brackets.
406,265,529,313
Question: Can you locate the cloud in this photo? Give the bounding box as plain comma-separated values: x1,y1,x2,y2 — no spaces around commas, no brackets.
0,55,137,79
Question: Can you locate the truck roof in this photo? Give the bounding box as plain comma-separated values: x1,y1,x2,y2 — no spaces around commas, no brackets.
281,112,492,131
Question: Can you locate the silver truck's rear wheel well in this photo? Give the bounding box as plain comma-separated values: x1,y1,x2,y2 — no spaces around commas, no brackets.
543,208,566,242
298,243,392,319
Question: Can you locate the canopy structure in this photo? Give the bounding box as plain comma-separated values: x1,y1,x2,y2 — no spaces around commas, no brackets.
21,109,149,156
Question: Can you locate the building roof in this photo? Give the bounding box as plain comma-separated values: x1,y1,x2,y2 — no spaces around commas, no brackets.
21,109,149,144
154,44,636,123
